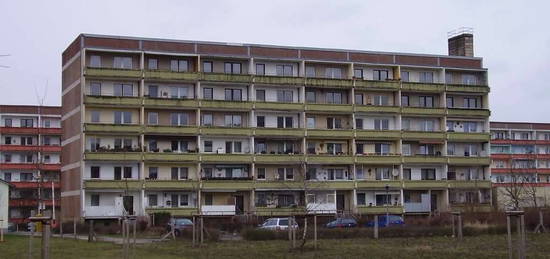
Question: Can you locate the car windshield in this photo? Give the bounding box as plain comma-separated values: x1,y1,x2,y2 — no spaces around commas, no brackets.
279,219,289,226
175,219,193,225
389,216,402,221
264,219,278,226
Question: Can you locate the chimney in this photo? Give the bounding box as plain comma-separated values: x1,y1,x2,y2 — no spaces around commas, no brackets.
447,27,474,57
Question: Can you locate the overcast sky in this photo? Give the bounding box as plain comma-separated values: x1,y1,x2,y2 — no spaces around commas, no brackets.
0,0,548,122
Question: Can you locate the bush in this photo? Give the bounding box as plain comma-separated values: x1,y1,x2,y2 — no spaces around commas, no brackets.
241,228,288,240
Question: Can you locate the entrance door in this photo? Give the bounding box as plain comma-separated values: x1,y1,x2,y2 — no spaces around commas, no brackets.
171,194,179,208
235,195,244,215
430,194,438,211
336,194,345,212
123,195,134,215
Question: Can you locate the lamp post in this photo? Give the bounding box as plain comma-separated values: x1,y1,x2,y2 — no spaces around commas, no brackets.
385,184,389,227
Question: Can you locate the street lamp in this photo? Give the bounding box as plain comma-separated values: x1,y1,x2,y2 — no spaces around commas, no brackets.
385,184,389,227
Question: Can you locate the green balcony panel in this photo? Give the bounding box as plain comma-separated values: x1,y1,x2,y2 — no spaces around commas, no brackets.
402,107,445,115
306,181,355,190
403,180,449,189
356,155,402,164
201,127,252,136
357,206,404,214
201,154,253,163
447,108,490,117
355,80,400,90
84,96,142,107
85,68,142,78
307,155,354,164
402,131,446,140
254,181,305,190
356,180,402,188
143,98,198,108
355,130,401,139
448,156,491,166
200,100,253,110
402,82,444,92
144,180,199,190
255,207,307,216
448,180,491,189
144,125,199,135
84,152,142,161
254,102,304,111
144,70,199,81
403,156,447,164
355,105,400,113
84,123,142,134
306,103,353,113
144,153,199,162
145,207,198,216
202,180,254,190
450,204,493,213
254,128,305,137
305,78,353,88
255,154,304,163
84,180,142,190
307,129,353,138
254,75,305,85
447,132,490,142
201,73,252,83
446,84,490,93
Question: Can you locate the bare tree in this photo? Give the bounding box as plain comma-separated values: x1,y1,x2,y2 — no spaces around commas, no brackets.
524,182,539,208
499,175,528,210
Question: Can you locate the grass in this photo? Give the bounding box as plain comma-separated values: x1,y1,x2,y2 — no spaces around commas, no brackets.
2,233,550,258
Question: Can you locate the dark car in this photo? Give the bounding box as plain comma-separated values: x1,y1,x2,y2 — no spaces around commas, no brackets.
167,218,194,236
326,218,358,228
366,215,405,227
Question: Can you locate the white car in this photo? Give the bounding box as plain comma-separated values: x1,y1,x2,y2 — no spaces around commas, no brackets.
258,218,299,231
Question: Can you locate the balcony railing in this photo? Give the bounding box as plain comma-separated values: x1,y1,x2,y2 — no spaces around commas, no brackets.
201,205,236,216
84,96,142,107
144,70,199,81
305,78,353,88
254,101,304,111
446,84,490,93
357,205,404,214
447,132,490,142
401,82,444,92
404,202,431,213
145,207,198,216
85,67,142,78
254,75,305,85
402,107,446,115
354,105,400,113
143,97,198,108
84,123,142,134
307,129,354,138
254,127,305,137
84,205,125,218
200,100,253,110
355,80,400,90
447,108,490,117
306,103,353,113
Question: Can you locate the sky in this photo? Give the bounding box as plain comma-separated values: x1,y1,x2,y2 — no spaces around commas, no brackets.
0,0,549,122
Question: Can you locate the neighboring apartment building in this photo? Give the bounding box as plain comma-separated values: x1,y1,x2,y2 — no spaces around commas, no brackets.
60,32,491,221
0,105,62,224
491,122,550,208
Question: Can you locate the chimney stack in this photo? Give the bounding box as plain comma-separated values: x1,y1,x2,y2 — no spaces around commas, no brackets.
448,27,474,57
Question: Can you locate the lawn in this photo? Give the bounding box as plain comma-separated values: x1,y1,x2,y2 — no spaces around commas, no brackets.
2,233,550,258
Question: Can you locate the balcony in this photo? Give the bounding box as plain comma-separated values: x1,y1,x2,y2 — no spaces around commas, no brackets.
356,180,402,188
355,155,401,164
202,180,254,190
447,132,490,142
12,181,60,189
200,100,253,110
85,67,142,79
84,96,142,107
254,75,305,85
306,181,355,190
450,203,492,213
0,127,62,135
306,103,353,113
143,98,198,108
403,155,446,164
143,180,199,190
355,105,400,113
447,156,490,165
306,155,354,164
84,152,142,161
446,84,490,93
200,153,253,163
201,73,252,84
402,107,446,116
307,129,353,138
0,145,61,152
254,181,304,190
84,205,125,218
84,179,142,190
357,206,404,214
401,82,444,92
144,70,199,81
403,180,448,189
201,205,236,216
447,108,490,117
255,206,307,216
448,180,491,189
402,131,446,140
305,78,353,88
254,128,305,137
404,202,431,213
144,152,199,162
145,207,198,216
355,80,400,90
355,130,401,139
254,154,304,163
200,127,252,136
84,123,141,134
144,125,199,135
306,203,337,214
254,102,304,111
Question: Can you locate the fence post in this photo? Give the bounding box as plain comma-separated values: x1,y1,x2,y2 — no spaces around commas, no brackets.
88,220,94,242
457,214,463,240
314,215,317,249
73,218,77,240
507,214,513,259
59,218,63,238
200,217,204,245
374,215,379,239
42,223,50,259
451,214,455,238
192,216,196,248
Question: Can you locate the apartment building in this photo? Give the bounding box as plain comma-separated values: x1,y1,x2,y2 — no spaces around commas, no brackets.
491,122,550,208
0,105,62,224
60,32,491,221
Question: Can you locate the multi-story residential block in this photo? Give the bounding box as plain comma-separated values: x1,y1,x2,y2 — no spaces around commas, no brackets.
0,105,61,224
61,32,491,221
491,122,550,208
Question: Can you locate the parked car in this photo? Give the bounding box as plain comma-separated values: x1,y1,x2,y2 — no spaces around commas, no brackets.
365,215,405,227
167,218,194,236
7,222,16,232
258,218,298,231
326,218,358,228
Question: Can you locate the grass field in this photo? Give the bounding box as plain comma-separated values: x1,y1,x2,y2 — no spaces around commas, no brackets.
2,233,550,258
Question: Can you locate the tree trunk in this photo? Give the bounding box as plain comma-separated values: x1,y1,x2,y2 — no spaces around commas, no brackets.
300,217,308,248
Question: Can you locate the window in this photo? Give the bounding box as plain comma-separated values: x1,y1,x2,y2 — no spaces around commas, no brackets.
327,143,343,155
21,137,32,145
114,84,133,97
375,168,391,180
170,60,188,72
225,89,242,101
4,154,11,162
171,140,188,152
91,166,100,179
306,66,316,77
255,64,265,75
202,114,213,126
114,111,132,124
148,167,158,179
19,172,32,181
89,137,100,151
403,168,411,180
419,72,434,83
4,118,12,127
326,117,342,129
179,168,189,180
147,85,158,98
257,168,266,180
356,143,364,154
4,136,11,145
114,57,132,69
276,65,293,76
224,62,242,74
419,144,435,155
285,168,294,180
90,82,101,96
356,168,364,179
3,173,11,181
357,193,366,205
91,194,100,206
180,194,189,206
355,94,364,105
171,167,179,180
148,139,157,152
170,87,189,99
276,90,293,102
43,136,51,146
355,119,363,130
307,117,315,129
148,58,158,70
328,169,345,180
43,120,51,128
401,71,409,82
148,194,158,207
464,97,478,108
354,68,363,79
421,169,436,180
204,141,213,152
373,95,389,106
203,88,213,100
401,95,409,106
257,116,265,128
374,119,390,130
306,91,316,103
445,72,453,84
421,120,435,131
114,138,132,150
148,112,158,125
446,97,454,108
464,122,478,133
326,92,343,104
447,144,455,156
21,119,33,128
402,119,410,131
462,74,477,85
91,111,100,123
402,144,411,156
277,116,293,128
375,143,390,155
123,167,132,178
224,115,242,127
170,113,189,126
373,70,389,81
256,89,265,101
203,61,213,73
90,55,101,67
114,167,122,180
205,194,213,205
419,96,434,107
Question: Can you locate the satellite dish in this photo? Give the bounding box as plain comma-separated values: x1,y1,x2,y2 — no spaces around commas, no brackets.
391,170,399,177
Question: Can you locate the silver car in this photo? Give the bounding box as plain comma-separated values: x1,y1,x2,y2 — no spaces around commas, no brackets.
258,218,298,231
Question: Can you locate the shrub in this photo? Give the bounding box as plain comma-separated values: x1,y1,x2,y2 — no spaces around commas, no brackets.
241,228,288,240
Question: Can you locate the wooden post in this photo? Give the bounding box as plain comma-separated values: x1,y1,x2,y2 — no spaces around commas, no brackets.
88,220,94,242
519,215,526,259
288,216,292,248
507,215,513,259
192,216,196,248
314,215,317,249
73,218,77,240
1,224,4,242
451,214,455,238
29,228,33,259
132,220,136,259
200,217,204,244
374,215,379,239
457,214,463,240
42,223,50,259
292,217,296,248
59,218,63,238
